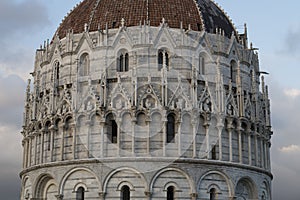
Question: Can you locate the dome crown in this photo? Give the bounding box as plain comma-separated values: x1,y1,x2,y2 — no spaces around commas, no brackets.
55,0,237,39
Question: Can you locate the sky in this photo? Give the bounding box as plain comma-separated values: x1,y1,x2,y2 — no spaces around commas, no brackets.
0,0,299,199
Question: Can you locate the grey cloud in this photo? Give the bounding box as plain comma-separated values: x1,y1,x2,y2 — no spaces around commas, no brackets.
268,80,300,200
282,26,300,56
0,0,51,38
0,74,26,128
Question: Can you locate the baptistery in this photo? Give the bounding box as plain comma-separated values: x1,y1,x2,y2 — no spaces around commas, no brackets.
20,0,273,199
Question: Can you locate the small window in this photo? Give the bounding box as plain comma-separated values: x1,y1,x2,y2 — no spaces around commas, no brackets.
117,52,129,72
211,145,217,160
80,53,90,76
210,188,217,200
199,56,205,75
166,114,175,143
158,50,169,71
121,185,130,200
167,186,174,200
55,61,60,81
106,114,118,144
76,187,85,200
230,60,237,83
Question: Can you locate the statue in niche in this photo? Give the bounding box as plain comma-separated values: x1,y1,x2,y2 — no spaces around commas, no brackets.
60,103,70,114
176,98,184,110
86,100,94,111
115,98,123,110
245,106,251,119
227,103,234,116
202,98,212,113
145,98,152,109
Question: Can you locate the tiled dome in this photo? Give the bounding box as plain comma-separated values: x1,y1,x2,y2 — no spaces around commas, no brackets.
55,0,237,39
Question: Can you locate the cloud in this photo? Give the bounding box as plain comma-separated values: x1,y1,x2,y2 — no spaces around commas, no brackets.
284,88,300,98
279,144,300,153
0,0,51,39
282,24,300,56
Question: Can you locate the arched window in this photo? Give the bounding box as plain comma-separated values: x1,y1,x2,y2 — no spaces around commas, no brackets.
80,53,90,76
211,145,217,160
199,55,205,75
121,185,130,200
230,60,237,83
167,186,174,200
158,50,169,71
117,52,129,72
166,114,175,143
76,187,85,200
106,114,118,144
209,188,217,200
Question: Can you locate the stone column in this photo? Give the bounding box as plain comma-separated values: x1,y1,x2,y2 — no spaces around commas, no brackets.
177,120,182,157
100,119,105,158
248,133,252,166
217,118,224,161
40,132,44,164
192,120,197,158
60,125,65,161
131,117,136,156
163,117,167,157
34,134,38,165
86,120,91,158
28,136,32,167
204,121,210,159
226,118,233,162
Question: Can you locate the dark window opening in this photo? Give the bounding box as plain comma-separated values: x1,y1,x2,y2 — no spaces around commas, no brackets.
112,120,118,144
76,187,85,200
210,188,217,200
158,50,169,71
199,56,205,75
167,186,174,200
118,53,129,72
230,60,237,83
121,185,130,200
166,114,175,143
212,145,217,160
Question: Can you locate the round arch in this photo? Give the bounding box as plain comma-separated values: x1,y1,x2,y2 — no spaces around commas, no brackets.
197,170,234,198
59,167,102,195
103,167,148,193
150,167,196,194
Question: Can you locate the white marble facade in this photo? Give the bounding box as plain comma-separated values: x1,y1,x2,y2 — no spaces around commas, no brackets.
20,9,273,200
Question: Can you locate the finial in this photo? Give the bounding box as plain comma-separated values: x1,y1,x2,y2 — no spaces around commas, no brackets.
162,18,165,24
121,18,125,27
84,23,88,32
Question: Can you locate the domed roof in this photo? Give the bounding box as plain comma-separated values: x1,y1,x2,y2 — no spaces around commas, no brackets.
55,0,237,39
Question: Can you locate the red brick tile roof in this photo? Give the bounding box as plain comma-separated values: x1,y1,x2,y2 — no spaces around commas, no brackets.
55,0,236,39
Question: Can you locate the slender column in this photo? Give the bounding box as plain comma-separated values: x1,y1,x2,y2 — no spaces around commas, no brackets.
238,131,242,164
264,139,268,169
260,136,264,168
117,119,121,156
255,134,258,167
217,119,223,161
163,118,167,157
229,130,233,162
60,126,65,161
205,124,210,159
72,123,76,160
50,129,54,162
177,121,182,157
100,120,105,158
22,140,26,169
86,120,91,158
40,132,44,164
248,134,252,166
28,137,32,167
192,122,197,158
131,119,136,156
146,121,150,155
34,134,38,165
